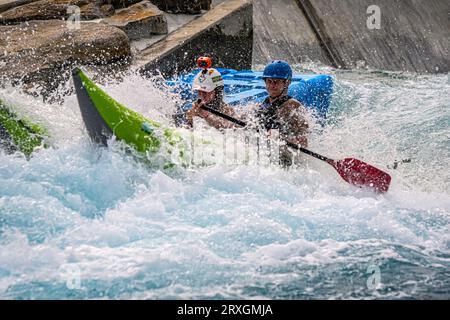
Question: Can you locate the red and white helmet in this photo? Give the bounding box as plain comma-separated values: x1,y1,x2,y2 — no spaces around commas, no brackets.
192,68,224,93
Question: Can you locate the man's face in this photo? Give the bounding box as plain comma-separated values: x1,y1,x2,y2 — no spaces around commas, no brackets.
197,90,216,104
265,78,288,98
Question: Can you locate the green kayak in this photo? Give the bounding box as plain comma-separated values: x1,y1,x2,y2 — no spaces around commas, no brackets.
0,99,48,158
72,68,197,167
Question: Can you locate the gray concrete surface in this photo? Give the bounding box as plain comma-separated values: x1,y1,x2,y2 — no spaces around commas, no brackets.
308,0,450,73
252,0,329,66
135,0,253,77
130,0,228,54
253,0,450,73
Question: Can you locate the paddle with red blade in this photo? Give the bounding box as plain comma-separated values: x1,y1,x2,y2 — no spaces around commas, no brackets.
199,104,392,193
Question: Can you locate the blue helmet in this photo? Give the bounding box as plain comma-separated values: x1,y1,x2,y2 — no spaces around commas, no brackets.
262,60,292,80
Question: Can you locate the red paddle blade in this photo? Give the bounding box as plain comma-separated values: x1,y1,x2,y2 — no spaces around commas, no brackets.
330,158,392,193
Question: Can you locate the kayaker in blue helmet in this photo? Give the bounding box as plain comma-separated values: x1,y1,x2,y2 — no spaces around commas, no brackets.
253,60,309,166
186,57,236,129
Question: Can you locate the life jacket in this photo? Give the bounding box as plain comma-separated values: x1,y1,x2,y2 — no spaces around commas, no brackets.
256,95,292,131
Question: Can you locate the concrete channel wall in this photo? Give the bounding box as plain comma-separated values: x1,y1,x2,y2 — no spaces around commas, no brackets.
3,0,447,78
252,0,330,66
253,0,450,73
135,0,253,77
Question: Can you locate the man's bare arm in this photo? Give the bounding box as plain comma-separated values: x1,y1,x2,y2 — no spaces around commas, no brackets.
280,101,309,148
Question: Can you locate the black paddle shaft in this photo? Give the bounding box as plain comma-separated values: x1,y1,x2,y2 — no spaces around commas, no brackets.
199,105,331,163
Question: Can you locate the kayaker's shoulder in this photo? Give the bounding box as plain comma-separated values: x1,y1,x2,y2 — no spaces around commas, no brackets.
284,97,303,108
280,98,307,113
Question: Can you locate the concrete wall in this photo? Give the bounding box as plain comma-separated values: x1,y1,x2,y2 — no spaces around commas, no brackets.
252,0,329,66
253,0,450,73
135,0,253,77
307,0,450,73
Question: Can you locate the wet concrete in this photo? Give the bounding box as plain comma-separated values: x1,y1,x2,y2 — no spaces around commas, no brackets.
135,0,252,77
252,0,329,66
253,0,450,73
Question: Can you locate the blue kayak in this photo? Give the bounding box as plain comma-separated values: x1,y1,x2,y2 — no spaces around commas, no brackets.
166,68,333,125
